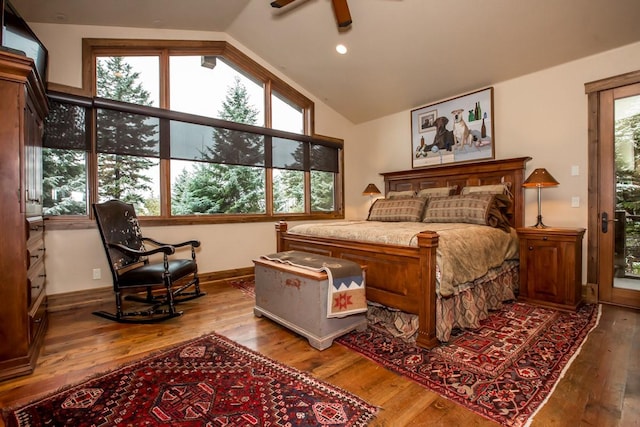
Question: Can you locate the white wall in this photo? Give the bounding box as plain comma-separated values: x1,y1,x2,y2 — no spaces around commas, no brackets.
31,21,640,294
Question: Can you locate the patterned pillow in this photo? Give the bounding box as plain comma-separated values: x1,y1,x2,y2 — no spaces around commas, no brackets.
461,183,511,195
422,193,511,231
387,190,417,199
368,197,427,222
417,186,457,198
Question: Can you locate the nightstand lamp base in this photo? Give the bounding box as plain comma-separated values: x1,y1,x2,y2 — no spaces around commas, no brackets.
531,214,549,229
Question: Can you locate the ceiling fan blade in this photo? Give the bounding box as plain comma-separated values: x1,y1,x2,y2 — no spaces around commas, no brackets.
270,0,296,8
331,0,352,27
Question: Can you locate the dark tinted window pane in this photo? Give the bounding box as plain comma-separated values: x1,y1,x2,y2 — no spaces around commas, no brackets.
170,121,215,161
273,137,304,170
43,101,89,151
311,144,339,172
207,128,265,166
96,109,160,157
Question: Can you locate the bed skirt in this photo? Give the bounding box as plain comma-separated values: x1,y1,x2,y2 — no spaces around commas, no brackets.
367,260,520,343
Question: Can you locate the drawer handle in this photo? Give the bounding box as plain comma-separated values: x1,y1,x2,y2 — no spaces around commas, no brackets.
34,318,42,324
543,236,548,241
528,246,533,251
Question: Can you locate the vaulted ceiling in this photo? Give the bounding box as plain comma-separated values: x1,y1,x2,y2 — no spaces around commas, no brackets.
11,0,640,124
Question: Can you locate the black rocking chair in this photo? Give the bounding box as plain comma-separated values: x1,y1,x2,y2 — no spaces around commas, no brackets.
93,199,205,323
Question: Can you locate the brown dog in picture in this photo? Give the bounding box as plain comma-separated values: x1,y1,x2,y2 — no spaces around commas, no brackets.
432,116,454,151
451,108,474,149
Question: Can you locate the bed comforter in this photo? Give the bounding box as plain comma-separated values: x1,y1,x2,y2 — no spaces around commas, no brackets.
287,220,519,298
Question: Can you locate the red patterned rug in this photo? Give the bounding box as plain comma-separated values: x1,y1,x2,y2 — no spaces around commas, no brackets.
430,301,560,377
2,333,377,426
336,302,600,427
230,277,256,298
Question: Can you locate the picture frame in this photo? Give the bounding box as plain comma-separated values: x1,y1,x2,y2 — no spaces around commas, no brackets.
418,110,437,133
411,87,494,169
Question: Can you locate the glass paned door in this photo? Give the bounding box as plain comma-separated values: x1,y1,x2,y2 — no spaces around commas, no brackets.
598,81,640,308
614,93,640,291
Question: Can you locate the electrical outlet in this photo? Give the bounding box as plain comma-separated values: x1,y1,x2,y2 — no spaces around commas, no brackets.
92,268,101,280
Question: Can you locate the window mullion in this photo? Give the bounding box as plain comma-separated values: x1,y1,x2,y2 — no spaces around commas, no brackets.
159,118,171,216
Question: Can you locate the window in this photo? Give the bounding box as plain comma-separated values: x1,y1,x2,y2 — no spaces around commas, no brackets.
42,40,343,226
169,56,264,125
97,56,160,107
43,97,90,216
95,108,161,215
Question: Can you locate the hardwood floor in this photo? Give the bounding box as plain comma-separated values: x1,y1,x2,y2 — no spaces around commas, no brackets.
0,279,638,426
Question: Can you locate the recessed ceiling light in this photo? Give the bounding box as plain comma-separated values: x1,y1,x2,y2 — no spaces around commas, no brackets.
336,44,347,55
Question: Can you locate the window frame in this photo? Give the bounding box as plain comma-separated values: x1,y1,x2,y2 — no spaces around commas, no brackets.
44,39,344,229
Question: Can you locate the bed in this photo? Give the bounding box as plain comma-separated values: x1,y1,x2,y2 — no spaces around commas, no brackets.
275,156,532,348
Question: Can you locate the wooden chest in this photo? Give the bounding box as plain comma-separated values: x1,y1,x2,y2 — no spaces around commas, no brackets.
253,257,367,350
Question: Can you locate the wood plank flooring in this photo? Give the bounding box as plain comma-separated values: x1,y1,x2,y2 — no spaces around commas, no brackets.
0,279,638,426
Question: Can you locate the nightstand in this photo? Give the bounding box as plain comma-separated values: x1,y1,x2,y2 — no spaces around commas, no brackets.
516,227,586,311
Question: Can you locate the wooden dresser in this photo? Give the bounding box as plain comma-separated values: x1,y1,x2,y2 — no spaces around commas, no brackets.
0,49,49,381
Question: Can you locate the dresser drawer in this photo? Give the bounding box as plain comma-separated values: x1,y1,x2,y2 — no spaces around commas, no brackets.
29,292,47,344
27,237,45,270
26,216,44,246
28,260,46,305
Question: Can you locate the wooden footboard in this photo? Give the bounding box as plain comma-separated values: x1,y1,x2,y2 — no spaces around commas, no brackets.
276,221,440,348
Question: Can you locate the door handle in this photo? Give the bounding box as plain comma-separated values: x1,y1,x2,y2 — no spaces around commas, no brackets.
601,212,618,233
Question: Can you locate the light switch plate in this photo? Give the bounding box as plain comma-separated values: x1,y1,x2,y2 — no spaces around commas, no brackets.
571,196,580,207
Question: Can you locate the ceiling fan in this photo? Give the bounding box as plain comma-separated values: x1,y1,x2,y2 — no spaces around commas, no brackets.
270,0,353,29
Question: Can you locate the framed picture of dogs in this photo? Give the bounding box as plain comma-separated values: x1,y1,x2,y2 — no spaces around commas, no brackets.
410,87,494,168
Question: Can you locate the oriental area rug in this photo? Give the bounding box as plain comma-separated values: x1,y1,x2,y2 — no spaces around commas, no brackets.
336,302,600,427
2,333,378,427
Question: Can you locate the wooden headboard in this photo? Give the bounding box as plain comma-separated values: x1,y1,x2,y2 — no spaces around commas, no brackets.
380,157,532,228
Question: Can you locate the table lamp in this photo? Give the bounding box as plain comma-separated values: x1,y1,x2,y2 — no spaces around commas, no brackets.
522,168,559,228
362,183,381,207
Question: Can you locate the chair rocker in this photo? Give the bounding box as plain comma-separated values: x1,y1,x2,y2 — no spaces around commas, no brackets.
93,199,205,323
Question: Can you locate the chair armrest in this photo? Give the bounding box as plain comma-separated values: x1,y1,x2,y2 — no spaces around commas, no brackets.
142,237,201,249
108,242,175,256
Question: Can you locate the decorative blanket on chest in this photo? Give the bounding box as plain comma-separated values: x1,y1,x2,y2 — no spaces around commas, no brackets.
261,250,366,318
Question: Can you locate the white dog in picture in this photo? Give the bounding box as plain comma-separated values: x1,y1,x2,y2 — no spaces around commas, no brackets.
451,109,474,149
